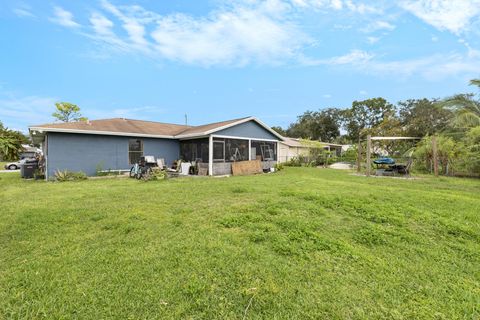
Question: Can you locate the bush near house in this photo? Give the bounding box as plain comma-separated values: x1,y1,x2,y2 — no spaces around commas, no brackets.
0,168,479,319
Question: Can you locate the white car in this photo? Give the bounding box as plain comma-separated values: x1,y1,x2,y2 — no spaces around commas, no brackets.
4,158,35,170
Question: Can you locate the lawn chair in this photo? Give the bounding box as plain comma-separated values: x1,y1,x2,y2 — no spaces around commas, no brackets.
156,158,166,170
397,158,413,176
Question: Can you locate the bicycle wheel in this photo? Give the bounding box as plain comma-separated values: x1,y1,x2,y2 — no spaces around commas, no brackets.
142,167,152,181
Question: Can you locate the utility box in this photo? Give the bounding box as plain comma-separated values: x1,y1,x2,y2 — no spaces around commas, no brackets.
20,160,38,179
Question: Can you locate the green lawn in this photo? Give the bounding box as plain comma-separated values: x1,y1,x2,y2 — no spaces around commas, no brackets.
0,161,9,169
1,168,479,319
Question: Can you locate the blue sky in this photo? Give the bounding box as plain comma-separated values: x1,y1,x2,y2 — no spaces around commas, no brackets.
1,0,480,132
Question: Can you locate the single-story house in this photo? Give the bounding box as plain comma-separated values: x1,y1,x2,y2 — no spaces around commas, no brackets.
29,116,284,179
278,137,345,163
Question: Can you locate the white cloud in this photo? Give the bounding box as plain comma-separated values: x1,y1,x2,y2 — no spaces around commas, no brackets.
359,90,368,95
400,0,480,34
344,0,381,14
13,5,35,18
112,106,166,117
367,36,380,44
0,91,58,131
290,0,381,13
359,52,480,80
74,1,309,66
361,20,395,33
328,49,374,64
50,6,80,28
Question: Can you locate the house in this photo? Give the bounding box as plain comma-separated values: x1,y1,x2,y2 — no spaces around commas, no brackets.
29,116,283,179
278,137,345,163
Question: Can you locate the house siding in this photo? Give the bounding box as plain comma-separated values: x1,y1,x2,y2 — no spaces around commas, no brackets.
46,132,179,177
214,120,279,141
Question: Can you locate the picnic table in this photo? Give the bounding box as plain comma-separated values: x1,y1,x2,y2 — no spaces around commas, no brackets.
373,158,411,176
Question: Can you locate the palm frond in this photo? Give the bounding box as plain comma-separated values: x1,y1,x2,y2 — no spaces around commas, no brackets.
470,79,480,88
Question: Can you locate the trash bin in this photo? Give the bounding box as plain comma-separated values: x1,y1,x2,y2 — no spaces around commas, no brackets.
21,160,38,179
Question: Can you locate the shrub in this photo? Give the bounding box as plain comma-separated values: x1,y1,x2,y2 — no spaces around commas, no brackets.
274,162,284,171
284,157,302,167
54,170,87,182
145,167,167,181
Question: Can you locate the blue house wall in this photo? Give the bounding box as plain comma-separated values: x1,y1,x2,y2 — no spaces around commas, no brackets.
214,120,279,140
46,132,179,177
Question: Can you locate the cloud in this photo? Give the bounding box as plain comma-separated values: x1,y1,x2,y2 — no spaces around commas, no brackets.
50,6,80,28
328,49,374,64
290,0,381,13
112,106,166,117
357,52,480,80
13,4,35,18
367,36,380,44
0,91,58,132
400,0,480,34
151,6,308,66
75,0,309,66
361,20,395,33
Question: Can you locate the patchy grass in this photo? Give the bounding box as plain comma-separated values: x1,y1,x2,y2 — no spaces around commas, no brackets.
0,161,10,169
0,168,479,319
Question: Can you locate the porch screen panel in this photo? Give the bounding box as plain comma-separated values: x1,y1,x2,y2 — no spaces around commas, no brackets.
224,139,248,162
180,139,209,162
251,141,277,161
213,138,248,162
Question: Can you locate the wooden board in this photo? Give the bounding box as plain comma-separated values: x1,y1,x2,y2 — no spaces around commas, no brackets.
231,160,263,176
197,163,209,176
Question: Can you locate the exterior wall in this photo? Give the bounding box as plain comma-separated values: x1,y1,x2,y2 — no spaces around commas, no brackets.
215,120,278,140
278,143,309,163
46,132,179,177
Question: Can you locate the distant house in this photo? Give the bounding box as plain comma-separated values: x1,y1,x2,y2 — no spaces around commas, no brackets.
278,137,345,163
29,116,284,179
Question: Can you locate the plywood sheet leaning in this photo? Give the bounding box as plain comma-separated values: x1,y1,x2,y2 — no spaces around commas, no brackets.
231,160,263,176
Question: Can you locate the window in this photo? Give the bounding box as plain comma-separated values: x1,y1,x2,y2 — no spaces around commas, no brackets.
213,140,225,162
129,139,143,164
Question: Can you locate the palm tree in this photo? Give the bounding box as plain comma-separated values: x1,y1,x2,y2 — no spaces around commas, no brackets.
440,79,480,128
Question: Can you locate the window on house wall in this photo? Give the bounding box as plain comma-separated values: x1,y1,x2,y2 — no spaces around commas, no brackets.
129,139,143,164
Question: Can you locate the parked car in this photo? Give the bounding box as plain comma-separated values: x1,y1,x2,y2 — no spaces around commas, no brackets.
4,158,35,170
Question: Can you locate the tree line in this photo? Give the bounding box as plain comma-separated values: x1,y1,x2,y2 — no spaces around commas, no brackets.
272,79,480,176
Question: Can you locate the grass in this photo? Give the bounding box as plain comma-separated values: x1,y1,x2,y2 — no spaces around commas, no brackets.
0,161,9,169
1,168,479,319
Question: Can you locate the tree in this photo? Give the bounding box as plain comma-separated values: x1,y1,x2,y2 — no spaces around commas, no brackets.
0,121,28,161
271,126,286,136
286,108,342,142
52,102,87,122
343,98,395,141
398,98,452,137
440,79,480,129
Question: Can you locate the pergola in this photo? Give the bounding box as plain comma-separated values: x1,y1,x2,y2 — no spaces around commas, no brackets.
357,135,436,176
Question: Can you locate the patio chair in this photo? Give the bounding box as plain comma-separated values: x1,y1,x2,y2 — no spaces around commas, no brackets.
156,158,166,169
398,158,413,176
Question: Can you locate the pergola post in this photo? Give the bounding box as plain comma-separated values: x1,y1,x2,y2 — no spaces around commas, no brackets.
366,134,371,177
357,137,362,173
432,135,438,177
